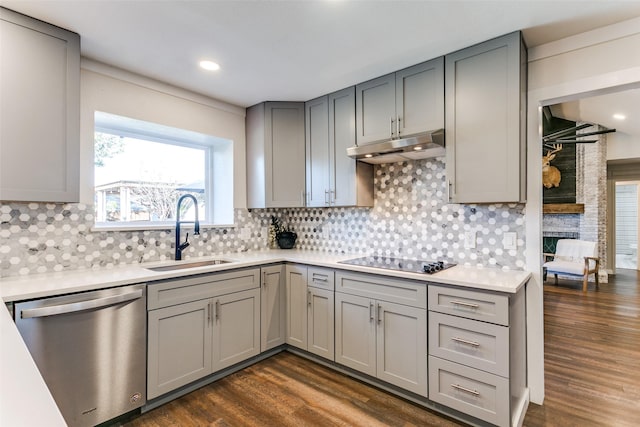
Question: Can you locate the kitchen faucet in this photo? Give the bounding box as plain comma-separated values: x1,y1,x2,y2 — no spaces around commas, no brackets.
175,194,200,260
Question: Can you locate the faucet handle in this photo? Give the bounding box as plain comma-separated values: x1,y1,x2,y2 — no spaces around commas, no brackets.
178,233,191,251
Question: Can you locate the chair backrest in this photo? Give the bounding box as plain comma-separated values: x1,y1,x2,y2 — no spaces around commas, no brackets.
554,239,597,263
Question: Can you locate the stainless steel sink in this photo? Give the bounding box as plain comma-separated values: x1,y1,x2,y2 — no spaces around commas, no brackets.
146,259,232,272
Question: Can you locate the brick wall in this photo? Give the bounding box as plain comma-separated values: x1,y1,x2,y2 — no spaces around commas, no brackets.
577,125,608,274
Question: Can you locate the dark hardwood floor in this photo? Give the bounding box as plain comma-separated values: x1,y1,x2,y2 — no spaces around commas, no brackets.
524,268,640,427
124,270,640,427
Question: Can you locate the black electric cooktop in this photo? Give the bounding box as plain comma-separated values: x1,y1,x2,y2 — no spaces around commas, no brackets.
338,256,456,275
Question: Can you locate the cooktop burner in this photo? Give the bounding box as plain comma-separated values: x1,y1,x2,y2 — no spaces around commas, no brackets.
338,256,456,274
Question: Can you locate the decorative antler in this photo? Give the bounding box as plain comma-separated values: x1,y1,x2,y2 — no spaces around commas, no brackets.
544,143,563,159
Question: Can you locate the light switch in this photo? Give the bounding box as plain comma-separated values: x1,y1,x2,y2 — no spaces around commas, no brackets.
503,232,517,250
464,231,476,249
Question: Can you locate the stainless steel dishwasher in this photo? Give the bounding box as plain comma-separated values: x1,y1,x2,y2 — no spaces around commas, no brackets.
15,284,147,427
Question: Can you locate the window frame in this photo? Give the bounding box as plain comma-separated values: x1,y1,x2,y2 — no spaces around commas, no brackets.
93,111,233,231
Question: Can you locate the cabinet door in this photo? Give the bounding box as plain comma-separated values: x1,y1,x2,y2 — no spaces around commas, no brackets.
265,102,306,207
396,57,444,138
329,87,373,207
334,292,376,376
355,73,396,145
147,299,212,399
212,288,261,372
261,265,286,351
285,265,308,349
0,8,80,202
307,287,335,360
445,31,525,203
376,301,427,396
305,96,330,207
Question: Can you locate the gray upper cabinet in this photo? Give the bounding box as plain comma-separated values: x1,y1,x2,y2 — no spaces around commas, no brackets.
305,96,330,207
445,31,527,203
356,57,444,146
395,59,445,138
356,73,396,145
0,7,80,202
305,88,373,207
246,102,306,208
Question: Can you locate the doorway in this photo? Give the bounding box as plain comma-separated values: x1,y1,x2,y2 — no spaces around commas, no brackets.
615,182,638,269
608,162,640,271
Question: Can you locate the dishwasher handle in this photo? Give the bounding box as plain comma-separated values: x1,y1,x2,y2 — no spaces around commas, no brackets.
21,289,144,319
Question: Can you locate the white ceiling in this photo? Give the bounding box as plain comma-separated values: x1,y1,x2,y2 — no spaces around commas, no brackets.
3,0,640,108
551,87,640,141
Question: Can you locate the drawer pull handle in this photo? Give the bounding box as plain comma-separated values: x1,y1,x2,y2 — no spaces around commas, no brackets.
451,337,480,347
313,276,328,282
450,300,480,309
451,383,480,397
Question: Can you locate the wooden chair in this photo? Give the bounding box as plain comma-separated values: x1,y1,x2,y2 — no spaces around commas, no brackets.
543,239,600,292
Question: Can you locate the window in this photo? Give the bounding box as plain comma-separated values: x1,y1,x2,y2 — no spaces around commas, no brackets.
94,112,233,228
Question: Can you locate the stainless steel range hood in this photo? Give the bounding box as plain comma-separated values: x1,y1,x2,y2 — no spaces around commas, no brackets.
346,129,445,164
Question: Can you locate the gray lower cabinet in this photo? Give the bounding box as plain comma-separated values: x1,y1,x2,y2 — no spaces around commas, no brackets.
147,268,260,400
285,265,335,360
427,284,527,427
212,288,261,372
445,31,527,203
334,271,427,396
145,263,526,426
260,265,286,351
147,299,212,400
0,7,80,202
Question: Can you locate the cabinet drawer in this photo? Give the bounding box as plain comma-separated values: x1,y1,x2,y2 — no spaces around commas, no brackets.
428,285,509,326
308,266,335,291
148,268,260,310
336,271,426,309
429,312,509,377
429,356,509,427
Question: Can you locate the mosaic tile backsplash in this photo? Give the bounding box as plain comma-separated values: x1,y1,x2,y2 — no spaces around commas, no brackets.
1,158,526,278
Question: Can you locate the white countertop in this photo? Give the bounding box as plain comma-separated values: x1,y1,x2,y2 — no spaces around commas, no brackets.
1,249,530,302
0,249,531,426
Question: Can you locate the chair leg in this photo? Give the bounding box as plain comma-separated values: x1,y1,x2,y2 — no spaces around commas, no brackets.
595,271,599,288
554,274,558,285
583,274,588,292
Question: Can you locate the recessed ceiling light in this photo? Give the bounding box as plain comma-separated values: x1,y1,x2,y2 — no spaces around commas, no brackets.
364,154,373,158
413,146,423,151
613,113,626,120
199,60,220,71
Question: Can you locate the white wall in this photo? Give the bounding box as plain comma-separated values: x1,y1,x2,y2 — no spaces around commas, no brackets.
79,61,247,208
608,132,640,161
526,16,640,404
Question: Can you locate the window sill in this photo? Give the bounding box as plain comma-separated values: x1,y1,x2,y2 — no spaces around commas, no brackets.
91,223,236,232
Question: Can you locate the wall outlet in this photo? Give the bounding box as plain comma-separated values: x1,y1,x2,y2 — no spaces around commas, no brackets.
464,231,476,249
239,227,251,240
322,225,331,239
503,232,517,250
